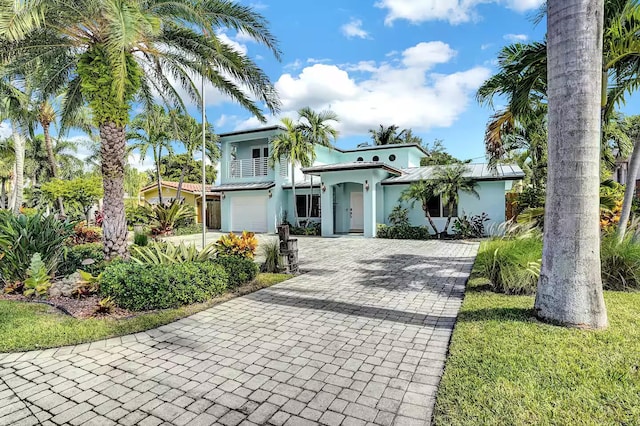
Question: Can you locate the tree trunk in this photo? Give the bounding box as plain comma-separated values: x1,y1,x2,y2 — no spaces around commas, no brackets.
307,175,312,222
444,205,453,235
616,137,640,242
100,121,129,260
155,147,163,205
42,122,65,215
8,162,16,210
535,0,608,329
176,165,187,203
422,204,439,235
0,178,6,209
291,162,299,227
11,122,25,215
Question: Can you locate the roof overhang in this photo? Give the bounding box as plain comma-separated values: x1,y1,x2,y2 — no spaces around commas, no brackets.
302,162,403,176
210,182,276,192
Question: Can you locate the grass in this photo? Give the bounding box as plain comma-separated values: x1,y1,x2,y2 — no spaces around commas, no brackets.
0,273,291,353
434,243,640,425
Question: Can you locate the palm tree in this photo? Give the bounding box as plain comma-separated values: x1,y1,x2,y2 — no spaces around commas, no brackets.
297,107,339,220
399,180,440,235
1,0,281,258
617,115,640,240
369,124,405,145
270,117,314,227
128,105,172,205
0,138,13,209
25,135,81,186
536,0,608,328
432,164,479,235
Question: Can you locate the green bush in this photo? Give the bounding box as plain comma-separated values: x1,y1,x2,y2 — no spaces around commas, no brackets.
133,232,149,246
101,261,228,311
600,234,640,291
59,243,106,277
125,201,151,226
130,241,216,264
261,240,282,273
213,256,258,289
174,223,202,236
377,224,432,240
0,211,75,283
475,237,542,295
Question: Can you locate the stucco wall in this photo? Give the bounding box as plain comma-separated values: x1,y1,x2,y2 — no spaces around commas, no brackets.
141,187,200,222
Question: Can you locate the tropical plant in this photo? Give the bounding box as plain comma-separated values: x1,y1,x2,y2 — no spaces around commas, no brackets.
262,240,281,273
124,165,150,199
69,222,102,245
92,296,115,316
433,164,480,235
147,200,195,236
452,212,490,238
369,124,404,145
72,270,101,297
214,231,258,259
156,154,217,191
269,118,314,226
213,256,258,288
536,0,608,328
420,139,464,166
376,224,432,240
0,211,74,283
0,0,281,259
617,115,640,241
41,176,103,223
130,241,217,264
399,180,440,235
59,242,106,277
0,138,13,209
133,232,148,247
388,205,410,227
23,253,51,297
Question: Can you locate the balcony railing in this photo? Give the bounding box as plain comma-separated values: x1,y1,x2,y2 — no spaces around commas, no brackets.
229,157,269,178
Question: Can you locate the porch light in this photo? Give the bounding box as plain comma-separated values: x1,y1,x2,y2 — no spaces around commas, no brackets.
365,180,370,191
221,192,226,199
268,189,273,198
322,183,326,193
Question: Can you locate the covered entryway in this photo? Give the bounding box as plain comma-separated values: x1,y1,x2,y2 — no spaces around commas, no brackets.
230,195,268,232
349,190,364,232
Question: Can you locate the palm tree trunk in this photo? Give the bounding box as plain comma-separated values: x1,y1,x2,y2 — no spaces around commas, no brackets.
423,205,439,236
11,122,24,215
42,122,65,215
307,175,312,222
0,178,6,209
616,138,640,242
535,0,607,329
99,121,129,260
176,161,187,203
291,162,299,227
8,163,16,210
444,205,454,235
155,147,163,205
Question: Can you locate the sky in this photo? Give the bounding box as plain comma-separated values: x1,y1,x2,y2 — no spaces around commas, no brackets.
9,0,640,169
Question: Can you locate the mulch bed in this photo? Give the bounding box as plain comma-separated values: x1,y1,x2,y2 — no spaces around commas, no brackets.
0,294,132,319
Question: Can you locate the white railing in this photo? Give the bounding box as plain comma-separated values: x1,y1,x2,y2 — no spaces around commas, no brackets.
229,157,269,178
279,158,288,177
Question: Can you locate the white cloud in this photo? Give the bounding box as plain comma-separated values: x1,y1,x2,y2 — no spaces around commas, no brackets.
0,121,12,139
481,43,493,50
341,19,371,39
307,58,332,64
503,33,528,42
234,41,490,136
375,0,544,25
128,152,156,171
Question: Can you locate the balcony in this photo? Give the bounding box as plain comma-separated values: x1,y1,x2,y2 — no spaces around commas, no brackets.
228,157,269,179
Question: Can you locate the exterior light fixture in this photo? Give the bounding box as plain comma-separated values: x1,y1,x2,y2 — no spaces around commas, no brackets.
268,189,273,198
221,192,226,200
365,180,370,191
322,183,327,193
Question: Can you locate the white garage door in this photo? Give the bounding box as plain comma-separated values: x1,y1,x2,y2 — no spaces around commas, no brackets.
230,195,268,232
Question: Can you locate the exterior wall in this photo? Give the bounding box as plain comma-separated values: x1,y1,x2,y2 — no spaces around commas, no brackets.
337,146,422,169
381,180,509,233
282,187,321,223
220,189,278,233
219,129,282,185
141,187,199,221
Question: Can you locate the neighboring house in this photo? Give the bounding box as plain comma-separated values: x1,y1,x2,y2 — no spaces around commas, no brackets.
212,126,525,237
139,181,221,229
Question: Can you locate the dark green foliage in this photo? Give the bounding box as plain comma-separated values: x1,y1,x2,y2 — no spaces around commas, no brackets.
212,256,259,289
388,205,410,227
59,243,106,277
452,213,490,238
156,154,217,184
376,224,432,240
133,232,149,246
261,241,281,273
125,201,151,226
101,261,228,311
290,222,321,236
600,234,640,291
0,212,75,283
420,139,467,166
174,224,202,236
515,186,546,212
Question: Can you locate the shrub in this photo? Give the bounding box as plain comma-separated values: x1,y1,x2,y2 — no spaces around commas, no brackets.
93,296,115,316
174,223,202,236
475,236,542,295
133,232,149,246
72,270,101,297
59,243,106,277
0,211,75,283
388,205,410,227
213,256,259,288
130,241,216,264
69,222,102,245
214,231,258,259
290,223,320,236
125,201,151,226
600,235,640,291
23,253,51,297
262,240,282,273
377,224,432,240
101,261,228,311
452,212,490,238
148,200,195,236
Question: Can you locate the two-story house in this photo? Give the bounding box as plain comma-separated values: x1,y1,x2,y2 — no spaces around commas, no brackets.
211,126,524,237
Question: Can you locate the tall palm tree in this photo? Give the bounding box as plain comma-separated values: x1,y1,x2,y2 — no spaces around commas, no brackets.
0,138,13,209
0,0,281,258
536,0,608,328
270,117,314,227
399,180,440,235
432,164,479,235
25,135,81,186
369,124,404,145
617,115,640,240
297,107,339,220
128,105,172,204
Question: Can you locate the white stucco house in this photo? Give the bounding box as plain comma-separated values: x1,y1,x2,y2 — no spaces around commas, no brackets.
211,126,525,237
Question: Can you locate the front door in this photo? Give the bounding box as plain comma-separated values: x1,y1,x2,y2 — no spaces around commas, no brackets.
350,191,364,232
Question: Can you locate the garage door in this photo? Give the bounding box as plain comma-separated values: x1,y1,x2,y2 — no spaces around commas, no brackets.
230,195,268,232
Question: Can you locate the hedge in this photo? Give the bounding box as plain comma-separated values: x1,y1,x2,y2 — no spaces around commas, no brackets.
376,224,432,240
213,256,259,289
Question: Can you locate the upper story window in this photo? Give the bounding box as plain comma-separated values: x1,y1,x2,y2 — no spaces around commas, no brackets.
389,154,396,161
372,156,379,162
357,157,363,162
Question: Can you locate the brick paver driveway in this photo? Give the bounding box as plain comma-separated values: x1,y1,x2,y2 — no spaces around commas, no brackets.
0,238,478,426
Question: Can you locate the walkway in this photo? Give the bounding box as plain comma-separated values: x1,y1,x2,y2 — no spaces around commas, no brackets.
0,238,478,426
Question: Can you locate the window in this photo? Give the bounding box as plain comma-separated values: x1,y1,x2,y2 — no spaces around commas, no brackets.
356,157,363,162
389,154,396,161
372,155,379,162
296,194,320,218
425,195,457,218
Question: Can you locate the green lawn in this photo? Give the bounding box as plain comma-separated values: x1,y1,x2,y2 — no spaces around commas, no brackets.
0,273,290,353
434,271,640,425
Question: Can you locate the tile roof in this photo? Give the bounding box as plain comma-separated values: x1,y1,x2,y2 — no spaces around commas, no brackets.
302,161,403,175
140,181,220,195
210,182,276,192
382,163,525,185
